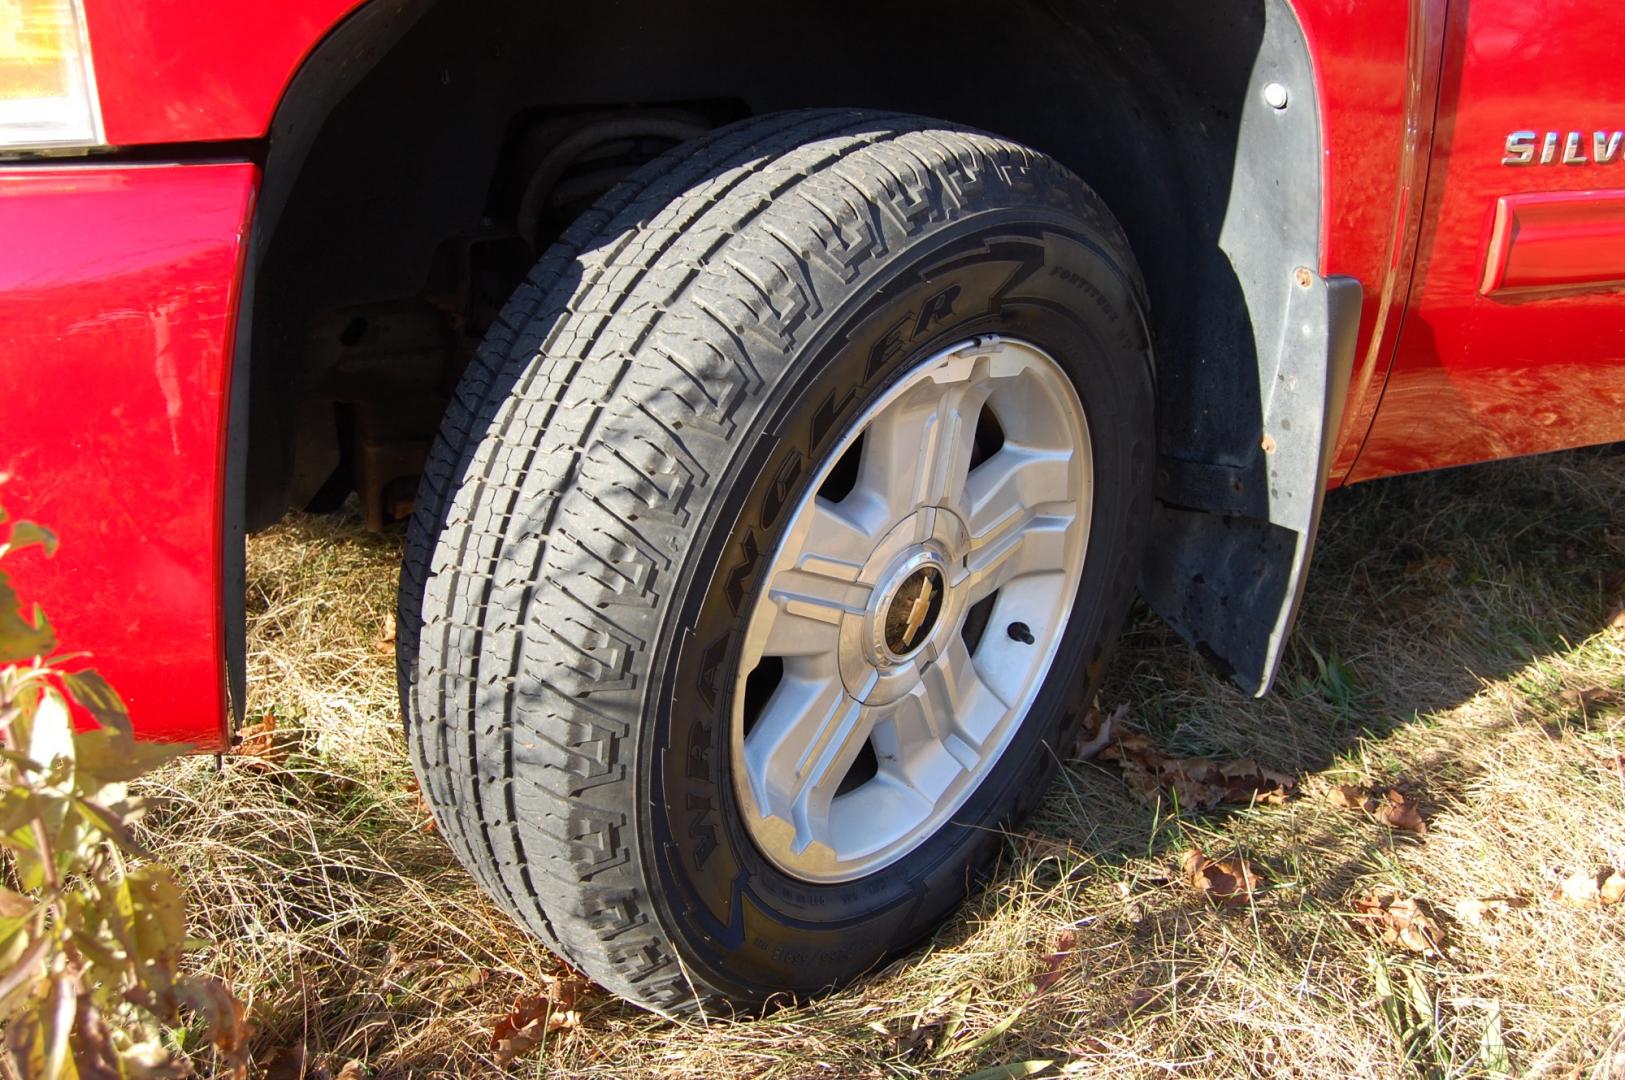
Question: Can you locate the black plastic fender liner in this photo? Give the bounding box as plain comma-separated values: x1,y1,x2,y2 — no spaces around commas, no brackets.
1256,272,1363,688
1140,273,1362,695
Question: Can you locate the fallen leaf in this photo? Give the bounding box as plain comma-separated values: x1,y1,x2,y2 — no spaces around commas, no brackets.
1556,868,1625,907
1326,784,1378,812
1327,784,1427,834
1352,893,1445,955
1100,731,1296,810
335,1061,365,1080
1453,896,1527,927
374,613,396,655
1596,753,1625,780
233,714,288,770
263,1044,329,1080
1556,869,1601,907
1071,703,1121,761
176,974,252,1078
1609,604,1625,631
1030,928,1077,995
491,968,595,1065
1373,790,1428,835
1564,687,1624,711
1180,849,1264,905
940,1007,1024,1058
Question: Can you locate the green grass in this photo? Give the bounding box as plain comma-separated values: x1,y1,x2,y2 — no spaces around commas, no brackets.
136,444,1625,1078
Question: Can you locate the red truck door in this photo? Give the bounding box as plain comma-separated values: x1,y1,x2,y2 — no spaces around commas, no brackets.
1348,0,1625,481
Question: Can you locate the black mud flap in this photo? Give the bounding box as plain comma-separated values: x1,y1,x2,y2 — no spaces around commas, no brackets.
1139,273,1363,696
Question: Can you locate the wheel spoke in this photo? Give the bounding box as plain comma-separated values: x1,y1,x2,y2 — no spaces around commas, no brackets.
957,445,1077,601
919,635,1009,754
744,498,877,663
855,376,991,520
742,664,875,852
791,495,878,571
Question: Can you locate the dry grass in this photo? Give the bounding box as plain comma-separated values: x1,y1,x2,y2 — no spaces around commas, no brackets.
136,445,1625,1079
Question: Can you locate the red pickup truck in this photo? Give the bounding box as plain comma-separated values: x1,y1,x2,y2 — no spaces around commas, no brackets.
4,0,1622,1013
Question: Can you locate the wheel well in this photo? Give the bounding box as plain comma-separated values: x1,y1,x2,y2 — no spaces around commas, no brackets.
239,0,1319,533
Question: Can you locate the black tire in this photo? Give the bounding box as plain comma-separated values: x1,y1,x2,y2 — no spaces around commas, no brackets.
398,109,1154,1014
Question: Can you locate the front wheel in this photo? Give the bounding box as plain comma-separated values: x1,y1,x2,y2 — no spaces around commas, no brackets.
399,109,1154,1014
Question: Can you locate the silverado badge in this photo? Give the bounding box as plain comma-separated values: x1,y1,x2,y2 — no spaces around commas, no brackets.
1504,130,1624,165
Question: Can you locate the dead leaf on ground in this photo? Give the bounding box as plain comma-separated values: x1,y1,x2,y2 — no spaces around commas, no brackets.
1609,603,1625,631
1325,784,1427,834
1030,928,1077,995
1100,730,1297,810
264,1044,348,1080
233,714,288,770
261,1043,318,1080
492,967,596,1065
1554,868,1625,908
1325,783,1378,812
1564,686,1624,711
1071,703,1121,761
1352,893,1445,955
1598,753,1625,780
1453,896,1528,927
1180,849,1265,905
1373,790,1428,835
374,612,396,655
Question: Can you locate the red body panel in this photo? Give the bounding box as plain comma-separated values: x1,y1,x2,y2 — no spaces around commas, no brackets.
0,163,257,749
1348,0,1625,480
82,0,363,146
1291,0,1440,486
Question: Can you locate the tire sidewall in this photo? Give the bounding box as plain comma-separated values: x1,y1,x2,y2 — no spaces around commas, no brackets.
645,210,1153,1003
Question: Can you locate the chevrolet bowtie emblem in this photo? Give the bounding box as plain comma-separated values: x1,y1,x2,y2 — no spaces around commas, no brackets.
900,575,934,649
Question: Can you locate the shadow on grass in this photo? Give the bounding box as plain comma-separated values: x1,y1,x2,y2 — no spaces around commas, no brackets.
977,442,1625,1075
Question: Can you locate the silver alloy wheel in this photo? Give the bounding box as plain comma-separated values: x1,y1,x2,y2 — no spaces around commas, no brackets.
730,336,1093,883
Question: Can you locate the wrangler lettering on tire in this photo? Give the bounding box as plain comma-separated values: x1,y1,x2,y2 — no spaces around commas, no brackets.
399,109,1154,1013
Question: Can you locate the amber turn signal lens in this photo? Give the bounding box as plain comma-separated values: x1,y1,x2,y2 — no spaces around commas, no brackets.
0,0,102,150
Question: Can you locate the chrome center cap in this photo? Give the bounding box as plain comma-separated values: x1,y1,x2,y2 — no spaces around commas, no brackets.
838,512,968,706
874,550,948,663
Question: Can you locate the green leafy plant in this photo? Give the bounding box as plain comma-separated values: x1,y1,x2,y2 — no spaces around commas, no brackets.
0,508,248,1079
